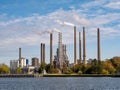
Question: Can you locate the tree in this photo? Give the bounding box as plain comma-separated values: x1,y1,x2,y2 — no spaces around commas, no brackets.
85,59,103,74
46,64,59,74
41,63,46,70
16,67,22,74
71,64,85,74
110,57,120,72
0,64,10,74
102,61,116,74
101,69,109,74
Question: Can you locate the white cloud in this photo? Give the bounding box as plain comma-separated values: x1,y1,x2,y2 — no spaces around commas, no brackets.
81,0,107,8
105,1,120,9
0,8,120,49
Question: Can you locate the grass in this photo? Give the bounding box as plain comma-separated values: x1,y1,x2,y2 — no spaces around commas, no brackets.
43,74,113,77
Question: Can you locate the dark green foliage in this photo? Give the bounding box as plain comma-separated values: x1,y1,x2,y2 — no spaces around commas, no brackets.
46,64,59,74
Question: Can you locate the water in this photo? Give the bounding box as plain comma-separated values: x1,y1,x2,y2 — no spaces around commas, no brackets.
0,77,120,90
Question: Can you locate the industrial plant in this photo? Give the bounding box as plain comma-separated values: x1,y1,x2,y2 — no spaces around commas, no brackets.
10,26,101,74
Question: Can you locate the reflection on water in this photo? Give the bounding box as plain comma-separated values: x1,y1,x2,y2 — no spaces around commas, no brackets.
0,77,120,90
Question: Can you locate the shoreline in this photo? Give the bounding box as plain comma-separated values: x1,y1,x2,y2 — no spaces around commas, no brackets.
0,74,120,77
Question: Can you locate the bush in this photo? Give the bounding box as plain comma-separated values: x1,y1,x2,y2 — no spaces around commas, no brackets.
78,71,82,75
101,69,109,74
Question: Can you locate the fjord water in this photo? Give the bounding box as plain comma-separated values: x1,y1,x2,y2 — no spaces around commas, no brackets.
0,77,120,90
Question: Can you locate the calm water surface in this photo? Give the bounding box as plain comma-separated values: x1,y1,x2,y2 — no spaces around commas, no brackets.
0,77,120,90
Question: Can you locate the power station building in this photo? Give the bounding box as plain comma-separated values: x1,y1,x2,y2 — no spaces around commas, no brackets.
32,57,39,67
53,32,69,69
10,57,29,74
54,44,69,69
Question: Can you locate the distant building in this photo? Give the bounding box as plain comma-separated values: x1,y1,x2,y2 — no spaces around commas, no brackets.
21,57,27,68
10,60,19,74
22,65,35,74
32,57,39,67
10,57,29,74
54,44,69,69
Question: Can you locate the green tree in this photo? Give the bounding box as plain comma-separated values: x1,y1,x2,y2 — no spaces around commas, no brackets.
101,69,109,74
71,64,85,73
41,63,46,70
110,57,120,72
102,61,116,74
0,64,10,74
46,64,59,74
16,67,22,74
85,59,102,74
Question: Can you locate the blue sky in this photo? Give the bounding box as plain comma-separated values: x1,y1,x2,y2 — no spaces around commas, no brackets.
0,0,120,65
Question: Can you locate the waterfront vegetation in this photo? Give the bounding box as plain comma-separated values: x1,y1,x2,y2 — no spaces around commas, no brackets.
40,56,120,75
0,56,120,75
0,64,9,74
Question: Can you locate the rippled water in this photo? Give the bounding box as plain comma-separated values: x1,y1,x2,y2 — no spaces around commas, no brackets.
0,77,120,90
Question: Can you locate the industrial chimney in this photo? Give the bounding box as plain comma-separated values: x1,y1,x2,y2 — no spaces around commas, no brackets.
41,43,43,64
79,32,82,64
43,43,45,64
97,28,101,62
19,47,21,67
74,26,77,65
50,33,53,65
41,43,45,64
58,32,63,69
83,27,86,65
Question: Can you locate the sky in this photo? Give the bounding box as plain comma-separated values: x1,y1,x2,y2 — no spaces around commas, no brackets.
0,0,120,65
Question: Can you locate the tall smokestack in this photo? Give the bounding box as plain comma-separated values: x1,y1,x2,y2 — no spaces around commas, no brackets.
79,32,82,64
19,47,21,67
74,26,77,65
43,43,45,64
97,28,101,62
58,32,63,69
83,27,86,65
50,33,53,65
41,43,43,64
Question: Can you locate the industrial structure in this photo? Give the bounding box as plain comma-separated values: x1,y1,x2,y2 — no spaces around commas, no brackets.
97,28,101,62
78,32,82,64
74,26,77,65
50,33,53,65
83,27,86,65
32,57,39,67
41,43,46,64
9,26,102,74
54,32,69,69
19,47,21,67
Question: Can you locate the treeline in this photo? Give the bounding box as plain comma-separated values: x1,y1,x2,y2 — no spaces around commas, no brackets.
1,56,120,74
39,56,120,74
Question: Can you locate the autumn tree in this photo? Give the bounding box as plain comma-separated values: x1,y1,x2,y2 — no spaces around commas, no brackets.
0,64,10,74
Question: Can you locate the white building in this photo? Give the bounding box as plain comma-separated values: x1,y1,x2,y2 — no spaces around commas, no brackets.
21,57,27,68
10,60,19,70
10,60,19,74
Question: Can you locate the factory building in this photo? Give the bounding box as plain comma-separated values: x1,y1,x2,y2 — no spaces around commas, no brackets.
20,57,28,68
32,57,39,67
54,44,69,69
53,32,69,69
10,60,19,74
10,57,29,74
